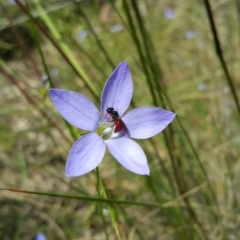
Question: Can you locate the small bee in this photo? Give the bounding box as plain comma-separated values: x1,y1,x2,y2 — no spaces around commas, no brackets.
106,107,126,133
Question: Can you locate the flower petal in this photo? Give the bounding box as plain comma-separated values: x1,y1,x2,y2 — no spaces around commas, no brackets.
122,107,176,139
49,89,100,131
66,132,106,177
101,61,133,117
106,137,149,175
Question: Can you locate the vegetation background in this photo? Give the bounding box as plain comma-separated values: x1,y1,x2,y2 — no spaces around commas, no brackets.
0,0,240,239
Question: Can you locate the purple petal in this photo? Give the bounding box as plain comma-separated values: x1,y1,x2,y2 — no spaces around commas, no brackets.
122,107,176,139
49,89,100,131
34,232,47,240
106,137,149,175
66,132,106,177
101,61,133,117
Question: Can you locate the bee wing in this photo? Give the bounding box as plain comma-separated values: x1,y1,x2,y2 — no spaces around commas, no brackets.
114,120,123,133
114,119,128,133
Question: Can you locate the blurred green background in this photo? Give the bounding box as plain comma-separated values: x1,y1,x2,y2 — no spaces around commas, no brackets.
0,0,240,239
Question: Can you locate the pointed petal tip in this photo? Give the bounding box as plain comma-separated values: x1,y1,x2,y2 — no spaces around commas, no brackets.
142,167,150,175
136,171,150,176
122,60,128,65
65,167,77,177
65,169,85,178
131,166,150,175
101,61,133,116
107,137,149,175
65,162,95,177
65,164,96,177
171,112,177,119
123,107,176,139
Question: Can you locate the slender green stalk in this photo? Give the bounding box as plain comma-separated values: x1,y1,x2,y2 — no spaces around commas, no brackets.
122,0,158,105
129,0,218,214
33,0,97,92
120,1,211,238
74,1,115,69
27,0,54,88
202,0,240,118
96,168,109,240
0,187,163,208
96,168,121,240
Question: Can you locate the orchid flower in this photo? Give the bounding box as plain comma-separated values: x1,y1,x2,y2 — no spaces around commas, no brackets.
49,61,176,176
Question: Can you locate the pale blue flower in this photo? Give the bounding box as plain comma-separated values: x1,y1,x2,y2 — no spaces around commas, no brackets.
49,61,176,176
185,30,196,39
109,24,123,33
164,8,175,19
197,83,206,92
34,232,47,240
76,29,88,41
8,0,23,4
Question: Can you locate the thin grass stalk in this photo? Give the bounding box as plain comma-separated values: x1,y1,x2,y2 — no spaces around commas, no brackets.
0,0,83,30
125,2,211,238
110,1,132,34
120,1,201,236
96,168,121,240
235,0,240,45
169,131,209,239
117,4,181,212
131,0,163,88
129,1,183,198
0,187,163,208
125,0,178,192
100,177,147,240
121,1,185,214
33,0,98,93
122,0,158,105
119,0,183,204
166,129,209,239
117,209,145,240
174,115,219,209
121,0,183,199
74,0,116,69
129,1,218,212
26,1,54,88
96,168,109,240
149,138,176,195
69,37,109,80
202,0,240,118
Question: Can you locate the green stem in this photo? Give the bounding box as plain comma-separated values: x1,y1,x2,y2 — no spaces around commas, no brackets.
96,168,121,240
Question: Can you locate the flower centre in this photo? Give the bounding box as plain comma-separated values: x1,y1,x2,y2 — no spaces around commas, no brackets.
96,120,114,140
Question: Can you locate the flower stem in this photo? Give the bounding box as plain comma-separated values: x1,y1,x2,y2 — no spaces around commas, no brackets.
96,167,121,240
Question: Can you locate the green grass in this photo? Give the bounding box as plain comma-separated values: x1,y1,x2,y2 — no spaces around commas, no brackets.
0,0,240,239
